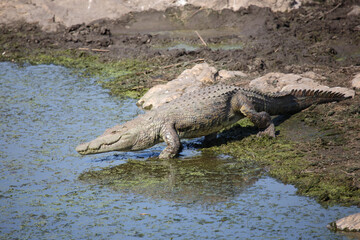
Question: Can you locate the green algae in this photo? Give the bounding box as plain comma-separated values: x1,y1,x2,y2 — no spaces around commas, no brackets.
79,155,262,204
0,49,155,98
205,117,360,206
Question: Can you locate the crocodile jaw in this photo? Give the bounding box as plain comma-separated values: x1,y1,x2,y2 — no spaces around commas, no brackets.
76,131,135,155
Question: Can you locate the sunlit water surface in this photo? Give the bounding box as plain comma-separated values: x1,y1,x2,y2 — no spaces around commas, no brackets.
0,62,358,239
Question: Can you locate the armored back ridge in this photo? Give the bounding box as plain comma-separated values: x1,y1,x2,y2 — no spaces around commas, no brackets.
76,84,350,159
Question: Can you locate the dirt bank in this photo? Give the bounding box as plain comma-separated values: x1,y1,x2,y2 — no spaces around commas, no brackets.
0,1,359,205
1,2,360,81
0,0,301,32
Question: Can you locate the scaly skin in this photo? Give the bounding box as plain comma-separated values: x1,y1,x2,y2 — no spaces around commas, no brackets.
76,84,348,159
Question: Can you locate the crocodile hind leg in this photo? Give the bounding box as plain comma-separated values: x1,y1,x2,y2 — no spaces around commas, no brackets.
238,102,276,138
159,123,182,159
256,121,275,138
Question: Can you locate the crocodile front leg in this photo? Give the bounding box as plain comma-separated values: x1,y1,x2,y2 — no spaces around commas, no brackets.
159,123,182,159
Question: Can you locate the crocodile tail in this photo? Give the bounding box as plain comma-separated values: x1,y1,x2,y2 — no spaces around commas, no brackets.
286,88,350,113
291,88,349,103
242,88,350,115
290,89,347,99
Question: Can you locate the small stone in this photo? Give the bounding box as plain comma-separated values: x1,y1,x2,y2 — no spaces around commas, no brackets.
351,73,360,89
218,70,247,80
328,213,360,231
348,5,360,16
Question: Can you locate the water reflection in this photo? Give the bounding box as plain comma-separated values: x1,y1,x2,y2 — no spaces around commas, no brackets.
79,153,262,204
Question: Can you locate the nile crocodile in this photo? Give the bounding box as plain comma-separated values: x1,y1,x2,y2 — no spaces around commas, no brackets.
76,84,348,159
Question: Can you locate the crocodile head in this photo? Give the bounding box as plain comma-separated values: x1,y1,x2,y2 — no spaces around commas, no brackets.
76,124,141,155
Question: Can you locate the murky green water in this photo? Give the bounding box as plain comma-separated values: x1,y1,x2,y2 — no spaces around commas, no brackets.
0,62,358,239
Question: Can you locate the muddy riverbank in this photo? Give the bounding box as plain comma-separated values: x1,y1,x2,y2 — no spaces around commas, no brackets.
1,1,360,206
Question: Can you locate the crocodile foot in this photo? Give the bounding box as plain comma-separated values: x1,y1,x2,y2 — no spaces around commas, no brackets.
159,150,178,159
257,123,276,138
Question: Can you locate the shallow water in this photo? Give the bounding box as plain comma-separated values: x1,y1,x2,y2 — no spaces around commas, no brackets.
0,62,358,239
165,43,242,51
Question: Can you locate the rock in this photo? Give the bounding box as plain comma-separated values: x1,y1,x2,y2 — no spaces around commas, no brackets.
137,63,249,110
136,84,185,110
352,73,360,89
249,72,355,98
218,70,248,80
328,87,356,98
249,72,319,92
138,66,355,110
348,5,360,16
137,63,218,110
300,71,326,81
197,64,217,84
328,213,360,232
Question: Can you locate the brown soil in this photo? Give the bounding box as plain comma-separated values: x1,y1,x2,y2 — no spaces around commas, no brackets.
2,2,360,74
1,1,359,204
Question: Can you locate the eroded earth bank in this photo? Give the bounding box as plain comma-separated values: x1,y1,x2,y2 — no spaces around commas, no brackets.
1,0,360,212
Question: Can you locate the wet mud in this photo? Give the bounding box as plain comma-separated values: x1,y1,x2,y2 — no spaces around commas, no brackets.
1,3,360,74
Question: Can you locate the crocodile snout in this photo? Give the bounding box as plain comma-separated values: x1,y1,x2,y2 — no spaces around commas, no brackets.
76,142,89,155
